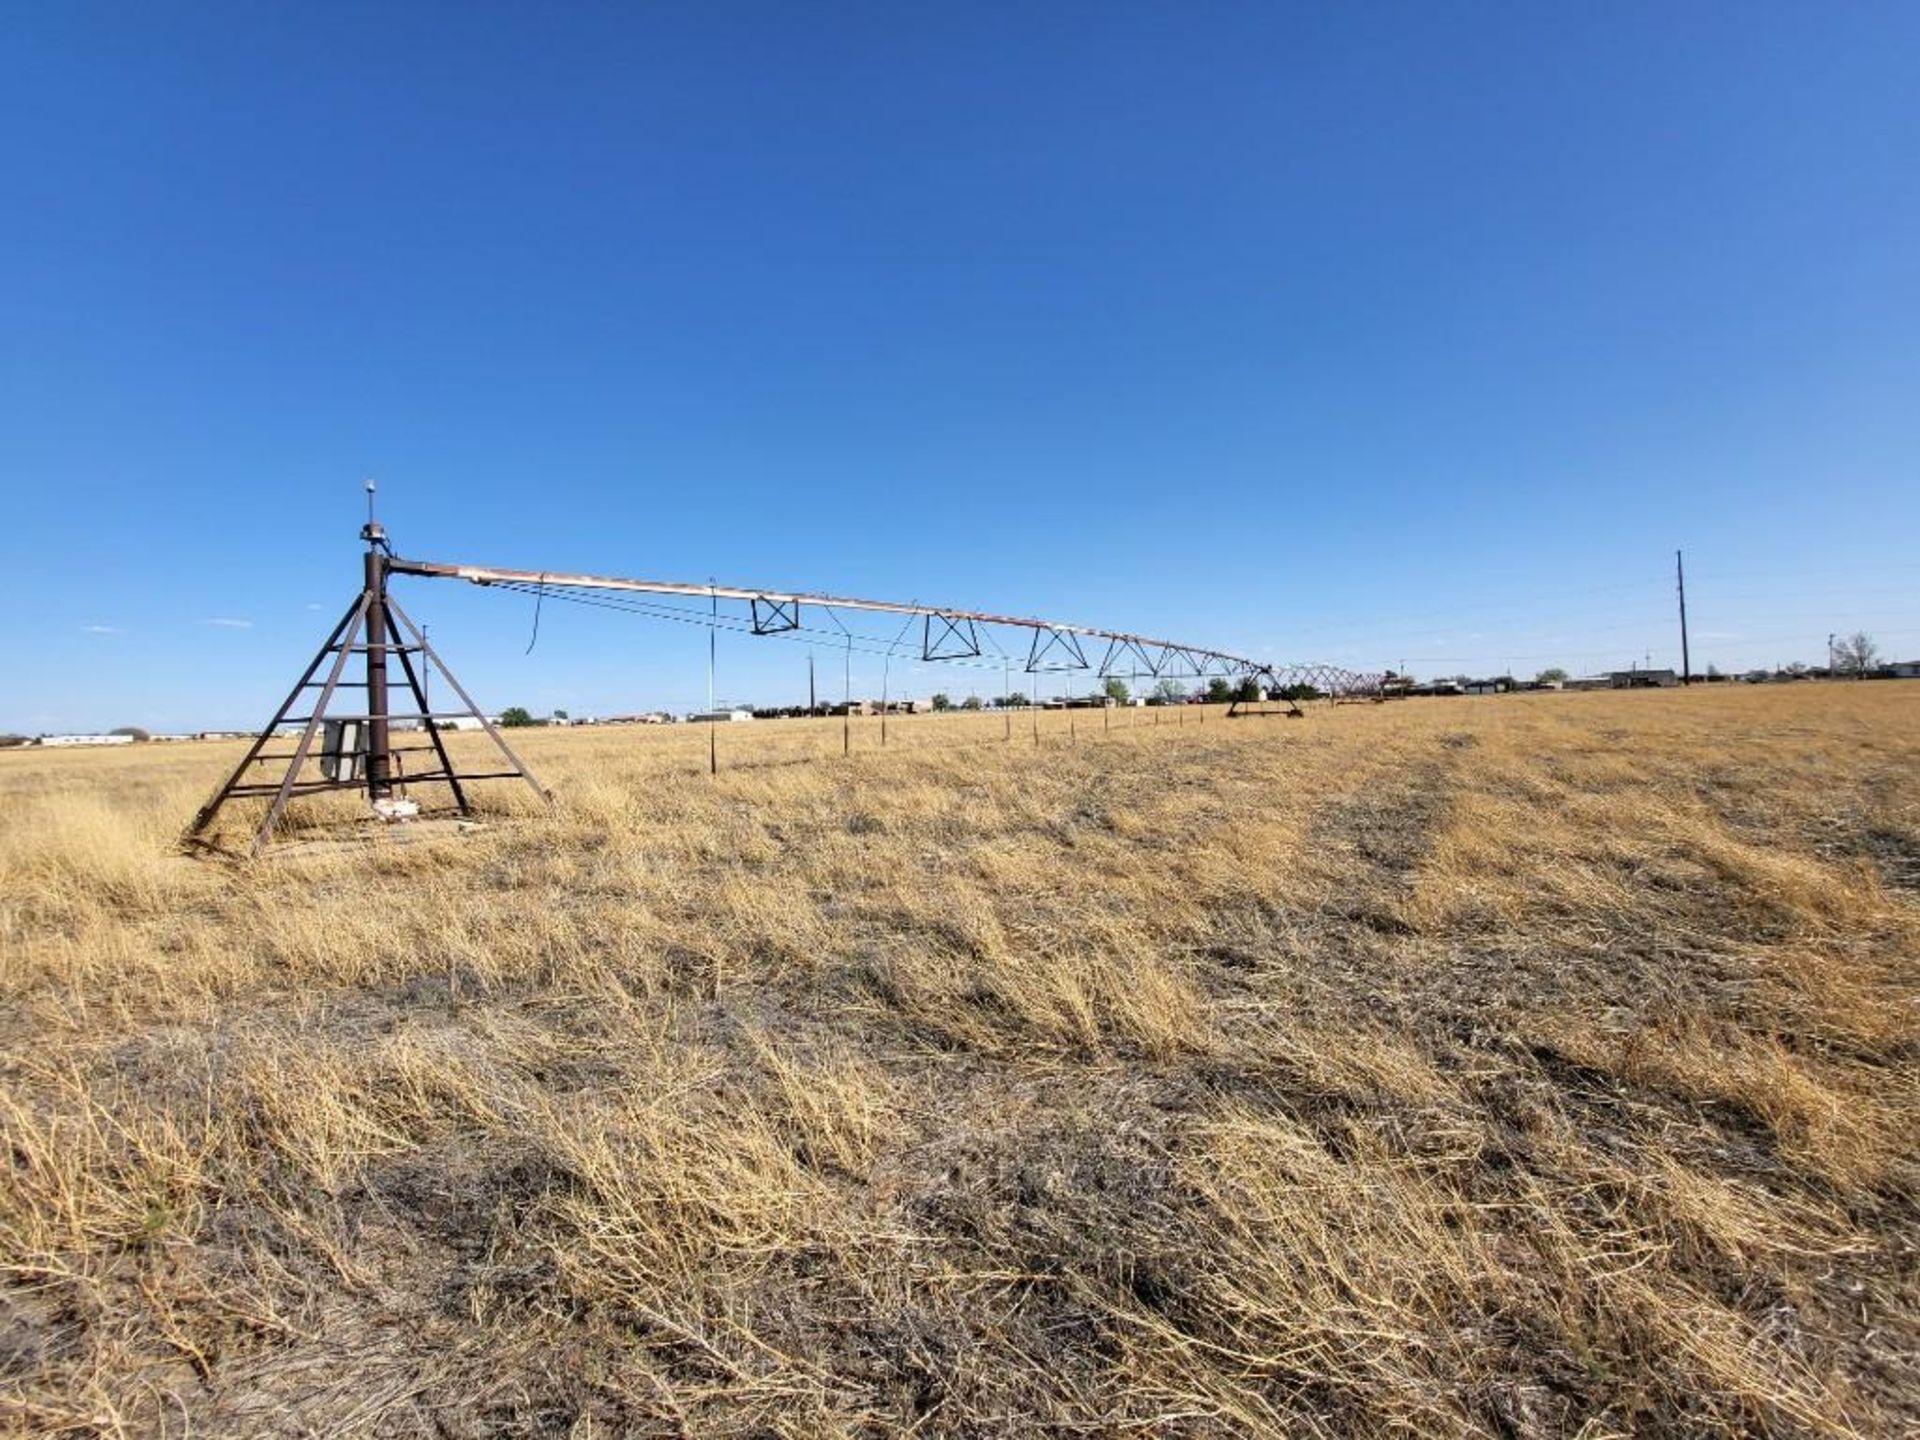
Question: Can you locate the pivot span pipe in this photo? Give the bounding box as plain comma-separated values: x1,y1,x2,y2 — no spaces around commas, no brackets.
386,555,1351,686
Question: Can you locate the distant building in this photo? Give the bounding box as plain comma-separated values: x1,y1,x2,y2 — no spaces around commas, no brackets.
1608,668,1679,689
1888,660,1920,679
39,733,135,747
1564,676,1612,691
688,709,754,723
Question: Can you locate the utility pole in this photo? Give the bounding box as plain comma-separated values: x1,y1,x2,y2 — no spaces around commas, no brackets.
707,584,717,776
1675,549,1691,685
808,652,816,716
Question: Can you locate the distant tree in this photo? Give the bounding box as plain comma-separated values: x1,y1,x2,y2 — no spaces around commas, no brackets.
0,734,29,749
1535,667,1569,685
1204,677,1234,703
1705,663,1723,680
961,695,984,711
1834,631,1880,677
552,708,569,721
1278,683,1323,701
109,726,151,742
931,693,952,712
499,706,537,728
1001,692,1030,709
1101,677,1129,703
1152,678,1187,701
1233,678,1261,703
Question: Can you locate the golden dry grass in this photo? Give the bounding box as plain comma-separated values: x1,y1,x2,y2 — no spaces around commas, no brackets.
1,686,1916,1436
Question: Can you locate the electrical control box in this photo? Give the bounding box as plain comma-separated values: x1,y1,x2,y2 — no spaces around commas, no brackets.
320,719,366,782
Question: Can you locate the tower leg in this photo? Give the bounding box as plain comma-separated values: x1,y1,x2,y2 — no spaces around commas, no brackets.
249,594,372,857
385,597,470,815
184,594,364,845
386,596,552,805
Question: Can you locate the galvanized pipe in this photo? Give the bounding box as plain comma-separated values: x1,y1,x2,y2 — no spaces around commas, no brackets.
385,552,1386,698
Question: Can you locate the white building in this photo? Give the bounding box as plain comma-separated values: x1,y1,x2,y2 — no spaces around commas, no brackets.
39,733,135,747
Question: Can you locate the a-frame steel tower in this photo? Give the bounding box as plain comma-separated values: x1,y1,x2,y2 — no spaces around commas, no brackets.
185,510,549,856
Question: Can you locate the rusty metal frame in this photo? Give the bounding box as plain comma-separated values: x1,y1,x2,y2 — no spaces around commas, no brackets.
184,545,552,858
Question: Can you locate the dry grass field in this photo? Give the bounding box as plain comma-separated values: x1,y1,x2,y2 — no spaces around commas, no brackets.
2,685,1916,1437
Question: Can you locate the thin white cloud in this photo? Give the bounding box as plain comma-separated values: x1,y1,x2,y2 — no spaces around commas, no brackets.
203,618,253,629
81,624,121,634
305,602,324,611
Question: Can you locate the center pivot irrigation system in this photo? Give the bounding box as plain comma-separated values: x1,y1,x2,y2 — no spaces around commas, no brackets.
187,491,1385,856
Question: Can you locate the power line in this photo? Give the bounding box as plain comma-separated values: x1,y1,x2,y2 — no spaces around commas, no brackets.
1256,563,1917,649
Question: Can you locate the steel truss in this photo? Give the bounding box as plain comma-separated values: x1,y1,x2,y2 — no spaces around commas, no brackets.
390,555,1382,695
923,612,981,661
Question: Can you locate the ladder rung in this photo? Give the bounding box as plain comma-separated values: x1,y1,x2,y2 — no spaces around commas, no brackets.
224,769,527,795
221,780,363,797
278,713,478,725
248,743,444,764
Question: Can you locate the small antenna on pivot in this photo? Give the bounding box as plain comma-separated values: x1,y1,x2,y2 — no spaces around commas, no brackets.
361,478,387,548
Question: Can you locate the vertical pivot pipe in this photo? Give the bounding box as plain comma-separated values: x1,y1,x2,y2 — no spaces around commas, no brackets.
363,518,394,801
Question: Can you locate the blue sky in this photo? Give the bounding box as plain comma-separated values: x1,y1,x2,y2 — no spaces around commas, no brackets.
3,4,1916,730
